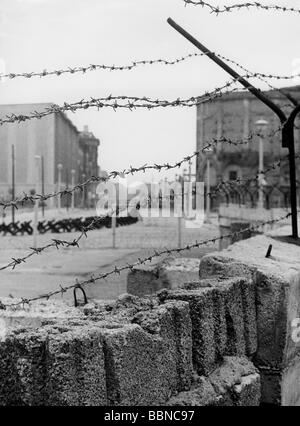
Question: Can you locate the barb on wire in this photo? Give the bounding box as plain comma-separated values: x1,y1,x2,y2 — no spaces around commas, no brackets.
1,50,299,82
182,0,300,14
1,124,284,211
0,53,206,81
215,51,300,108
3,212,291,308
0,206,126,272
0,80,244,127
0,152,291,274
0,151,201,210
0,191,187,272
209,153,300,198
202,124,283,152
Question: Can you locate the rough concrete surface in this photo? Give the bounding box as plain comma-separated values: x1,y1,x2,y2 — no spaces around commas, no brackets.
167,357,261,406
0,294,194,406
161,277,254,376
127,257,200,297
1,231,299,406
200,234,300,406
0,322,107,406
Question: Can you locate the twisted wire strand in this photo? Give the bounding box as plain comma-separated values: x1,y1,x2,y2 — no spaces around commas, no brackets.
1,51,299,82
0,149,291,273
3,211,291,309
1,124,284,211
182,1,300,14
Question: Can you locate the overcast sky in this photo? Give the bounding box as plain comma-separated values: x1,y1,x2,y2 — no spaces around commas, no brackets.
1,0,299,182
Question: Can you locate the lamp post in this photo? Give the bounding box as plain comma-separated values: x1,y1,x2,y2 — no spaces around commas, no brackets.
204,147,214,224
65,168,69,212
71,169,76,211
82,173,86,209
57,163,63,212
11,145,15,224
177,173,183,248
255,119,269,210
41,156,45,217
33,155,41,249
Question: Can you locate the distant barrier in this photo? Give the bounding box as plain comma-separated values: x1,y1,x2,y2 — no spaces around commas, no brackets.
0,215,138,236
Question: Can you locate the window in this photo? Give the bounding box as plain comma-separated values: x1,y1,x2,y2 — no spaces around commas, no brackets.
229,170,238,181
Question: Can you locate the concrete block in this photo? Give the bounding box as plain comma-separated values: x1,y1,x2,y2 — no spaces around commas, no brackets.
199,234,300,405
239,278,257,356
0,333,30,406
196,272,257,357
164,277,249,375
217,279,246,357
163,287,220,376
209,277,256,357
7,329,48,406
167,376,222,406
0,322,107,406
180,280,227,360
127,257,200,297
199,254,253,280
102,324,179,405
101,298,193,405
45,323,107,406
209,357,260,406
132,301,193,391
167,357,261,406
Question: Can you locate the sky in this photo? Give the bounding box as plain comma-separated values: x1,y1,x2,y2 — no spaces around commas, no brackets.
0,0,300,182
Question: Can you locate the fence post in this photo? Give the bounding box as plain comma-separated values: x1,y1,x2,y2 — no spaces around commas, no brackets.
11,144,15,225
33,155,41,249
71,169,75,211
112,213,117,249
167,18,298,240
57,163,63,213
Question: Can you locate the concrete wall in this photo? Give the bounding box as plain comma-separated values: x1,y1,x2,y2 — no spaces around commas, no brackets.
127,232,300,405
0,290,261,406
199,234,300,405
1,233,300,405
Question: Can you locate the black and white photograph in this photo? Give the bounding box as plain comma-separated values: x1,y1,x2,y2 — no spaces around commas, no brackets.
0,0,300,410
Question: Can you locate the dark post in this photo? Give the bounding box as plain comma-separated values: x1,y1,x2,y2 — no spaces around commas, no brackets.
282,105,300,238
11,144,15,224
41,156,45,217
82,173,86,209
167,18,299,239
66,168,69,212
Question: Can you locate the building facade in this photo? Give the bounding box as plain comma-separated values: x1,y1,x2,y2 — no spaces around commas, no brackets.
196,85,300,209
0,103,100,208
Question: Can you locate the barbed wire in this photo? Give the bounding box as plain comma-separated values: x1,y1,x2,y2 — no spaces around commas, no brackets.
0,190,194,272
0,81,245,127
209,153,300,197
0,210,115,272
1,124,284,211
182,1,300,14
1,50,299,82
202,124,283,153
3,211,291,308
0,53,209,80
0,148,292,273
215,51,300,107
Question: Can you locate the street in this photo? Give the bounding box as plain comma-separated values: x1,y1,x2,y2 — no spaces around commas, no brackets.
0,209,220,301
